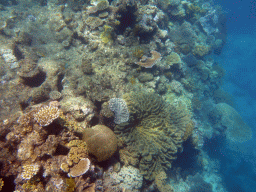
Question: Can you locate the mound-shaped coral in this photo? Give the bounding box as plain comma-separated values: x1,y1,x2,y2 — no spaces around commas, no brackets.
83,125,118,162
213,103,252,143
114,91,191,180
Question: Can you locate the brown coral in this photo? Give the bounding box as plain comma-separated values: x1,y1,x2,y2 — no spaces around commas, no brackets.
69,158,90,177
83,125,118,162
136,51,162,68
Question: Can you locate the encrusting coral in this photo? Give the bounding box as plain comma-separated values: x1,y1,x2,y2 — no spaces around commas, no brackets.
114,90,192,180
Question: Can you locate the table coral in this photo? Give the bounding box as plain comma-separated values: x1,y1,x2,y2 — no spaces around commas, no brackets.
114,91,191,180
69,158,90,177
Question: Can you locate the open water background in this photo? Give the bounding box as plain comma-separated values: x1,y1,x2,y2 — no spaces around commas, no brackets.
212,1,256,191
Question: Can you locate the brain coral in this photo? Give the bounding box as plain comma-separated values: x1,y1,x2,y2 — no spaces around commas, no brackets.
214,103,252,143
114,91,191,180
83,125,118,162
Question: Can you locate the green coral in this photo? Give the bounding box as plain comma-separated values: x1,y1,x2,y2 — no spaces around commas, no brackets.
114,91,191,180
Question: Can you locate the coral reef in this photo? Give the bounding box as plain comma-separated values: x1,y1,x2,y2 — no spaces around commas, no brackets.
199,10,219,35
0,0,231,190
115,90,192,180
192,44,211,57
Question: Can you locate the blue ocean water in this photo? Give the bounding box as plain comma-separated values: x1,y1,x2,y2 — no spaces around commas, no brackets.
212,0,256,191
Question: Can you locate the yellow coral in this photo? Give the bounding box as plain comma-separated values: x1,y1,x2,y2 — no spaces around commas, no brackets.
68,146,88,164
100,25,113,44
22,176,42,191
33,105,60,126
65,177,76,192
67,140,87,148
21,164,40,180
0,178,3,191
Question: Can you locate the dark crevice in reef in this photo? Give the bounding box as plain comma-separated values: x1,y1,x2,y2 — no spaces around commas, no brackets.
116,6,137,34
172,138,201,179
57,73,64,92
22,70,46,87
